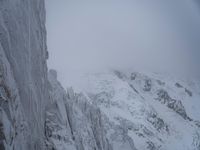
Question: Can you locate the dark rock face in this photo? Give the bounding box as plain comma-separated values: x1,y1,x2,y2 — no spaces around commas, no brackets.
185,88,192,97
193,132,200,150
129,84,139,94
195,121,200,128
113,70,127,80
156,80,165,86
146,141,161,150
130,73,137,81
175,83,193,97
143,79,152,92
175,83,183,88
156,90,171,104
156,89,191,121
0,121,5,150
147,112,169,133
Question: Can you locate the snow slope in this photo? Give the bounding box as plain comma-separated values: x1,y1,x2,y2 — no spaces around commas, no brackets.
0,1,199,150
45,69,200,150
73,70,200,150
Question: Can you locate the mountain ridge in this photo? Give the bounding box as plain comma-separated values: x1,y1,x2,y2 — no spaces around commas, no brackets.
47,69,200,150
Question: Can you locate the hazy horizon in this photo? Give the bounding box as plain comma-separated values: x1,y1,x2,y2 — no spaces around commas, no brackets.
46,0,200,87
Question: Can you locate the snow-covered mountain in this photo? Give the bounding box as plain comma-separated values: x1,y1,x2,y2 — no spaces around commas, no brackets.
46,69,200,150
0,0,200,150
78,70,200,150
46,70,112,150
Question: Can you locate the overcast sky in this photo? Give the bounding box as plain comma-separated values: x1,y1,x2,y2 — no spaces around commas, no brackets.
46,0,200,87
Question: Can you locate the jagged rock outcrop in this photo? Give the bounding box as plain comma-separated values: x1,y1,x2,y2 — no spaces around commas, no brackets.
0,0,48,149
46,70,112,150
156,89,191,121
1,1,200,150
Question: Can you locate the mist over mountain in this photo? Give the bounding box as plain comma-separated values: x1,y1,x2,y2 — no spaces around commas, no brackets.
0,0,199,150
46,0,200,87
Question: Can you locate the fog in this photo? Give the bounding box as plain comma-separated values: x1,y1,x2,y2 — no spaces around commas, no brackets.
46,0,200,87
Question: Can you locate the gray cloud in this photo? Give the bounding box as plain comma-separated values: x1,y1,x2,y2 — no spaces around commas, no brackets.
46,0,200,86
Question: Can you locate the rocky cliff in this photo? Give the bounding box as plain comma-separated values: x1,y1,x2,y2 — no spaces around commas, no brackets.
46,70,112,150
0,0,48,149
0,1,113,149
0,1,200,150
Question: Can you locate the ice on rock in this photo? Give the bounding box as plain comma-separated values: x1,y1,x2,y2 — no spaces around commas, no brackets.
0,1,113,149
46,70,112,150
0,0,200,150
0,0,48,149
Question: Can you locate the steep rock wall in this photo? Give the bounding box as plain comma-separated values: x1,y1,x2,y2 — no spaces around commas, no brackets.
0,0,48,149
